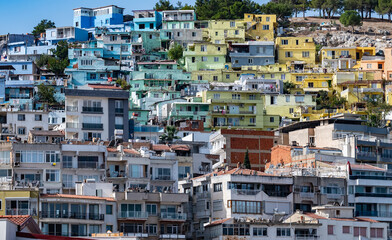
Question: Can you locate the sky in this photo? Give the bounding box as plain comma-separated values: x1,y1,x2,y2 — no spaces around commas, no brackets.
0,0,196,35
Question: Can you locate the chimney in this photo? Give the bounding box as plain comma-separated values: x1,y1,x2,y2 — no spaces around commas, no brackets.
237,162,241,169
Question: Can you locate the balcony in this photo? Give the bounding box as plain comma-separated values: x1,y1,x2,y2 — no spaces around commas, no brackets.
326,193,343,199
160,234,186,239
118,211,148,219
40,211,104,220
231,189,260,195
196,192,210,198
66,106,78,112
115,108,124,114
82,123,103,130
115,124,124,130
66,122,79,128
6,209,31,215
82,106,103,114
151,176,172,181
355,210,378,217
295,235,319,240
160,212,187,221
299,192,315,198
355,192,392,198
77,161,102,169
263,191,291,197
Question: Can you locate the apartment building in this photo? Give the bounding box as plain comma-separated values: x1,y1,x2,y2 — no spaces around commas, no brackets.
229,41,275,68
184,43,227,72
275,37,316,66
65,84,129,141
183,167,293,239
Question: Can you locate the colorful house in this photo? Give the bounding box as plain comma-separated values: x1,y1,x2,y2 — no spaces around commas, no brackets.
206,20,246,44
243,13,277,41
275,37,316,66
229,41,275,68
183,42,227,72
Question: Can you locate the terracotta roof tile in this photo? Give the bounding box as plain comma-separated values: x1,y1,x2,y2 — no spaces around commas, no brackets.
152,144,171,151
107,148,117,152
0,215,41,233
87,84,122,90
206,218,232,227
41,194,115,202
350,164,386,171
170,144,190,151
123,148,140,155
192,167,273,180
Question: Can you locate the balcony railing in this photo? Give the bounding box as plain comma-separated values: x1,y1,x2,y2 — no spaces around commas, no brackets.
82,106,103,113
355,210,378,217
77,161,100,169
118,211,148,219
115,108,124,114
355,192,392,198
231,189,260,195
82,123,103,130
160,212,187,221
66,122,79,128
263,191,291,197
295,235,319,240
299,192,315,198
66,106,78,112
350,175,392,180
40,211,104,220
151,176,172,181
326,193,343,199
6,209,30,215
115,124,124,130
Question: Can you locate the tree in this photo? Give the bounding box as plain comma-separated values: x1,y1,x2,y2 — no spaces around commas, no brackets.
52,40,68,60
176,1,195,10
364,96,392,127
35,54,51,68
311,0,324,17
316,90,347,110
375,0,392,21
37,84,57,104
259,2,294,20
243,149,251,169
168,43,183,61
32,19,55,37
116,78,131,90
47,58,68,76
283,82,296,94
340,10,362,33
159,126,180,144
154,0,175,10
322,0,343,18
195,0,259,20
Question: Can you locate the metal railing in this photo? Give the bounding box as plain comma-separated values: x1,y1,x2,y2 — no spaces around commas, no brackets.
160,212,187,220
115,108,124,113
66,122,79,128
231,189,260,195
6,209,30,215
299,192,315,198
77,161,99,169
66,106,78,112
82,106,103,113
82,123,103,130
118,211,148,219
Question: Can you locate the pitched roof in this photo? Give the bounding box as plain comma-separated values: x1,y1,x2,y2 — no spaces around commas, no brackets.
192,167,273,180
41,194,115,202
350,163,386,172
29,130,64,136
170,144,190,151
152,144,171,151
107,148,117,152
0,215,41,234
304,213,380,222
205,218,232,227
123,148,140,155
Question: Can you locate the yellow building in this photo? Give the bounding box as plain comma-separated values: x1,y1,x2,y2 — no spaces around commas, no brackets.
264,94,316,119
243,13,277,41
275,37,316,65
242,64,290,82
206,20,246,44
0,190,39,217
289,72,333,93
200,90,280,130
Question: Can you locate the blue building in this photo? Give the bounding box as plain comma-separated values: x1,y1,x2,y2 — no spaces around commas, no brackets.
229,41,275,68
45,27,89,45
132,10,162,31
73,5,124,29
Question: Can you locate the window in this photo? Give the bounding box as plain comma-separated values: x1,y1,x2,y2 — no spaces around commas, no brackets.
262,25,269,30
147,224,157,235
367,63,372,69
281,39,288,45
201,56,207,62
250,118,255,124
230,21,235,27
354,227,367,237
81,60,93,66
232,94,240,100
222,224,250,236
192,32,196,37
226,74,230,79
45,151,60,163
270,117,274,122
370,228,383,238
285,51,293,58
328,225,334,235
214,57,219,62
106,205,113,215
295,96,305,103
129,165,143,178
178,166,190,179
286,95,290,102
253,227,267,236
342,226,350,234
46,170,60,182
106,225,113,232
213,76,218,81
18,127,26,135
154,168,171,180
183,23,190,29
277,228,291,236
213,94,220,99
214,183,222,192
18,114,25,121
270,96,277,104
22,65,27,70
109,35,117,41
235,30,239,35
289,108,294,114
302,51,310,58
266,16,270,22
296,76,304,82
308,82,314,88
63,156,73,168
63,174,73,188
378,63,383,69
201,45,207,52
115,117,123,129
139,24,145,29
229,200,262,214
147,204,157,215
281,74,286,80
248,58,253,64
197,75,202,80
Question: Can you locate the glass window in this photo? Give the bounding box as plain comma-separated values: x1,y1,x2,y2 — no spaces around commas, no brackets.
106,205,113,215
46,170,60,182
146,204,157,215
